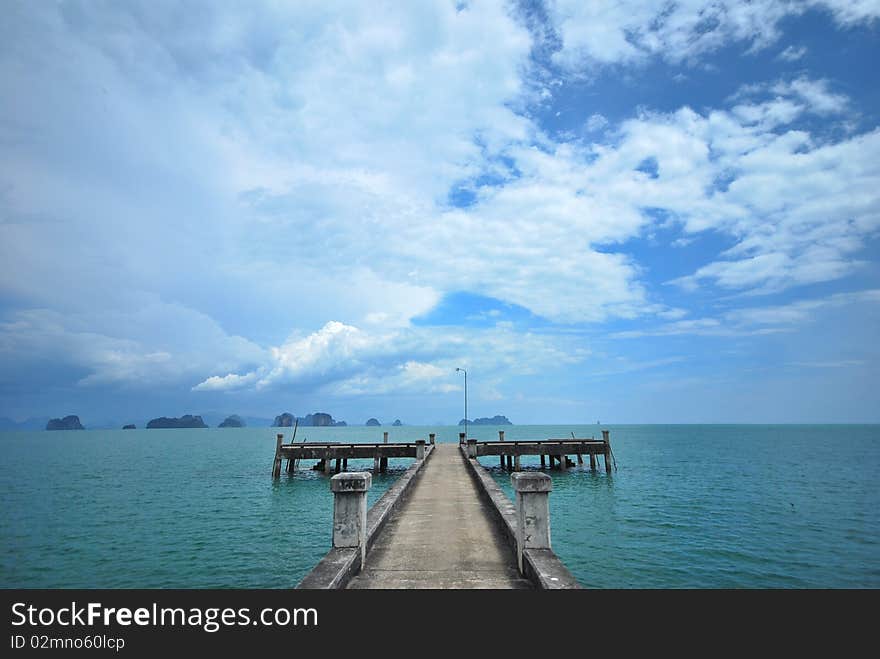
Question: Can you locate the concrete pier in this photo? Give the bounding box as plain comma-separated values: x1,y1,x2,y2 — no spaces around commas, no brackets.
293,432,608,589
346,444,532,589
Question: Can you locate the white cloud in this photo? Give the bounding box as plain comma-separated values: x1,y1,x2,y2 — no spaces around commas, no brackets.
777,45,807,61
0,302,265,389
771,77,849,115
1,0,879,423
613,289,880,337
193,319,590,396
548,1,879,69
586,113,609,132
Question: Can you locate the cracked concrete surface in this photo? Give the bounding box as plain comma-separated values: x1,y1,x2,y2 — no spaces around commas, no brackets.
347,443,532,589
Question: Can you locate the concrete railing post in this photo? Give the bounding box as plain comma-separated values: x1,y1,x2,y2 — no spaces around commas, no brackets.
511,472,552,574
330,472,372,566
415,439,426,460
466,438,478,459
459,432,466,445
429,433,435,446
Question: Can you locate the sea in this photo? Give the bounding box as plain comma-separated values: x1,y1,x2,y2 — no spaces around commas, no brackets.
1,424,877,588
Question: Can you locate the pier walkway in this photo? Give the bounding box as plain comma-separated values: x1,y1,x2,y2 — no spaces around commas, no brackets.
346,443,532,589
292,430,605,589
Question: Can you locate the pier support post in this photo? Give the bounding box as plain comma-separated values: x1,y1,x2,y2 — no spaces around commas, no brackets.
272,433,283,478
416,439,426,460
540,454,546,469
514,455,521,472
380,457,388,473
466,438,478,459
559,454,567,470
589,452,596,470
429,433,435,446
330,472,372,567
324,458,333,474
602,430,612,474
499,430,506,469
383,431,389,444
511,472,552,574
373,456,380,471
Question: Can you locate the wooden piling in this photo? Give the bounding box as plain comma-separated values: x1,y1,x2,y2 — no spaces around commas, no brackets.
559,454,567,470
499,430,506,469
272,433,283,478
383,431,389,444
380,456,388,473
602,430,612,473
334,458,341,474
576,453,583,465
589,452,596,470
324,458,333,474
506,455,513,470
373,456,381,471
540,454,546,468
342,458,348,470
514,455,521,472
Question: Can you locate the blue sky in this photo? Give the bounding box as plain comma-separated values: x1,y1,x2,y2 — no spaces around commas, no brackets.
1,1,879,425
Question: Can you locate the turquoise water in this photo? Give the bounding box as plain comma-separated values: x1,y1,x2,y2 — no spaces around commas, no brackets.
1,425,878,588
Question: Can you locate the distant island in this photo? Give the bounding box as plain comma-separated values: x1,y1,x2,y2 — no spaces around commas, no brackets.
122,424,136,430
459,415,512,426
146,415,208,429
46,415,84,430
392,419,403,426
218,415,245,428
365,418,381,426
273,412,347,427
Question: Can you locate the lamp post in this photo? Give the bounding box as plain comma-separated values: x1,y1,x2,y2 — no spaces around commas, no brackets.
456,367,467,441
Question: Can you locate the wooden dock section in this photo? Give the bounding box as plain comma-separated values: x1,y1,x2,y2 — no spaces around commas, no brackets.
465,429,614,473
272,432,432,478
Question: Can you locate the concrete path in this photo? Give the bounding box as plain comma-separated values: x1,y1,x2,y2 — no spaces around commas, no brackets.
347,443,532,589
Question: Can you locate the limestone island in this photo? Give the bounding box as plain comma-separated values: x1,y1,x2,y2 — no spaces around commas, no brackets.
146,415,208,429
459,415,512,426
273,412,347,427
122,424,136,430
392,419,403,426
218,415,245,428
365,418,381,426
46,415,84,430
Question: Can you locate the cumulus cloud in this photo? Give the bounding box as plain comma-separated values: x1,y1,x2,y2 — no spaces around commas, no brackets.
193,319,589,396
0,302,265,389
548,1,879,69
1,1,879,421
